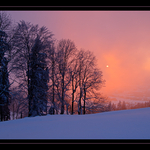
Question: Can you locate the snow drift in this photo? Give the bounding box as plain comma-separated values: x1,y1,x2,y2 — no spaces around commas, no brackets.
0,107,150,139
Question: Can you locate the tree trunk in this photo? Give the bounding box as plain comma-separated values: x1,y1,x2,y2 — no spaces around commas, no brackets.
72,93,74,115
21,112,22,118
83,88,86,114
52,51,55,114
13,103,14,120
0,106,2,121
78,87,82,115
60,73,64,114
27,42,32,117
71,73,74,115
78,63,82,115
28,59,31,117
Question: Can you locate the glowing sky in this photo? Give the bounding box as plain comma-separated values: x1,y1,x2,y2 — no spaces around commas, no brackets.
6,11,150,95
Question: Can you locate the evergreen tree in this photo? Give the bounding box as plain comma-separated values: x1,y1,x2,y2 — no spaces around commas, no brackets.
117,101,122,110
122,101,126,110
0,30,10,121
11,21,53,117
107,101,112,111
111,103,116,111
28,35,49,117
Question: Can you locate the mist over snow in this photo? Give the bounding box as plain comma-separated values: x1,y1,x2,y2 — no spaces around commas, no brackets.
0,107,150,139
107,86,150,104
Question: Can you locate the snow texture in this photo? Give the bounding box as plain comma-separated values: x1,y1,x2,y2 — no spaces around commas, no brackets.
0,107,150,139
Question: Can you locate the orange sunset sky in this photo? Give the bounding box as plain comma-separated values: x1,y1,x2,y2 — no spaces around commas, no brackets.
7,11,150,95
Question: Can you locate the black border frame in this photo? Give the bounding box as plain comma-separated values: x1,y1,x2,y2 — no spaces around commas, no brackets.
0,5,150,144
0,6,150,11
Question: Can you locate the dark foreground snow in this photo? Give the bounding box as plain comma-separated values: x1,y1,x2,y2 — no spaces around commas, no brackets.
0,107,150,139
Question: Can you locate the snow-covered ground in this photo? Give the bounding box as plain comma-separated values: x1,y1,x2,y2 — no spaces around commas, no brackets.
0,107,150,139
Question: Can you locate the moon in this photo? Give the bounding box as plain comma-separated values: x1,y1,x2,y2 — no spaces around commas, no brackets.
106,65,109,68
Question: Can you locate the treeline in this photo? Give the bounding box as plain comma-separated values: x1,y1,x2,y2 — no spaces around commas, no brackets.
106,100,150,112
0,12,106,121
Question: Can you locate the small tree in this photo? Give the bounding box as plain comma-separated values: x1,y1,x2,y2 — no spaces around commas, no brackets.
0,30,10,121
9,85,28,120
117,101,122,110
107,101,112,111
122,101,126,110
28,35,49,117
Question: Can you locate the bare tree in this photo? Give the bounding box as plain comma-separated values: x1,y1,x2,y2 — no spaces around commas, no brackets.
55,39,76,114
85,94,107,114
75,49,105,114
0,11,11,31
9,85,28,120
82,68,104,114
77,50,85,114
69,56,80,115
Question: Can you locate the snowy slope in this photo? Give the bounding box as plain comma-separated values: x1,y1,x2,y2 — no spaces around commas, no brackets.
0,108,150,139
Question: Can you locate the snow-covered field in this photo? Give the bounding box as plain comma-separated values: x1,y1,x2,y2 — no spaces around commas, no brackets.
0,107,150,139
